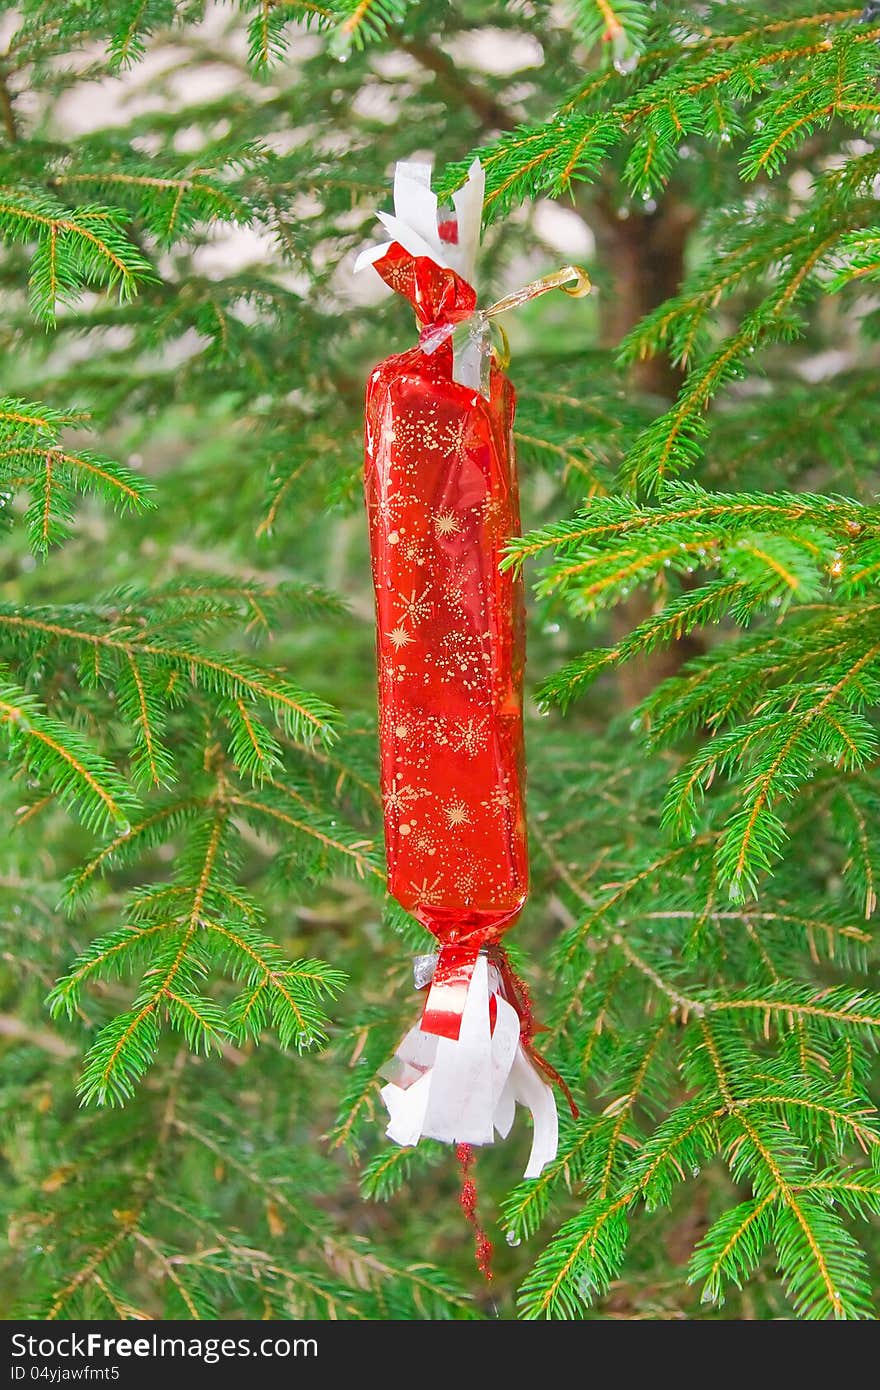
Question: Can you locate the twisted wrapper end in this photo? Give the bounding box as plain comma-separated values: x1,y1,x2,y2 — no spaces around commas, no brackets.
354,159,590,396
379,947,562,1179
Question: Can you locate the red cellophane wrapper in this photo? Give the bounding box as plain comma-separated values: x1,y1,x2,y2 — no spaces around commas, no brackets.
363,228,564,1180
365,243,528,953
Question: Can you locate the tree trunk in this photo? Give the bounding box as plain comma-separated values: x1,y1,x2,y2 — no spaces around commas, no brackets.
592,192,701,705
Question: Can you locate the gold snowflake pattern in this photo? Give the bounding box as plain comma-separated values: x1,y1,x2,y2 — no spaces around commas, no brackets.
381,411,443,459
435,630,489,689
444,799,471,830
441,415,482,464
411,873,445,905
368,487,408,528
378,655,398,688
383,782,421,815
425,715,450,748
433,510,461,538
454,868,478,903
381,263,414,296
450,716,491,757
388,626,413,651
397,583,433,625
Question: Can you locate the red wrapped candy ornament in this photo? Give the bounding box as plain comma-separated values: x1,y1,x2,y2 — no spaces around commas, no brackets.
357,162,586,1181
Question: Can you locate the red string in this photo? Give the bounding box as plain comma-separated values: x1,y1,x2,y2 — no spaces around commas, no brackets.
489,946,580,1119
456,1142,493,1281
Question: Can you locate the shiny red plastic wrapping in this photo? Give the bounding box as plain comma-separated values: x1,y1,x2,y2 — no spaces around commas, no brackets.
364,243,528,961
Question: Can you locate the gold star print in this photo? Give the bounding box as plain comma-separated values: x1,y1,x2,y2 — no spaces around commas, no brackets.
444,799,471,829
397,584,432,625
388,626,412,651
368,488,407,527
434,510,461,537
411,873,444,904
450,716,490,757
383,783,420,815
441,416,482,464
382,263,414,296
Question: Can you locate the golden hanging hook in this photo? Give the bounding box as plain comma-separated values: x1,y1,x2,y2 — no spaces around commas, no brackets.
482,265,591,320
557,265,592,298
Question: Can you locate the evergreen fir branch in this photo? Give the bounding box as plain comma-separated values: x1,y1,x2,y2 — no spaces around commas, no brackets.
772,1195,873,1323
224,698,284,781
230,783,384,881
567,1,650,68
174,1113,476,1317
537,580,752,712
76,1002,165,1107
62,798,202,905
0,671,136,834
0,401,154,552
520,1010,879,1317
832,784,880,917
697,1021,875,1318
360,1142,444,1202
211,919,346,1051
327,1017,399,1155
116,655,175,788
558,7,870,117
707,983,880,1037
256,458,310,538
104,576,344,638
245,2,331,72
712,644,880,899
164,991,232,1057
791,1171,880,1220
0,606,340,747
76,807,231,1104
618,210,854,370
0,397,84,435
7,0,880,1325
165,1242,368,1320
43,1226,135,1322
50,161,254,246
513,428,610,499
0,192,155,322
518,1100,720,1318
622,271,835,492
827,226,880,288
444,21,880,215
47,919,176,1018
326,1,413,58
740,39,880,180
107,0,178,70
501,1113,602,1244
507,484,864,569
688,1191,777,1309
556,840,704,970
596,1020,670,1199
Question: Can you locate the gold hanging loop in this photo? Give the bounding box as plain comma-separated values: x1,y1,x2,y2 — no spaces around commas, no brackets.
482,265,591,321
